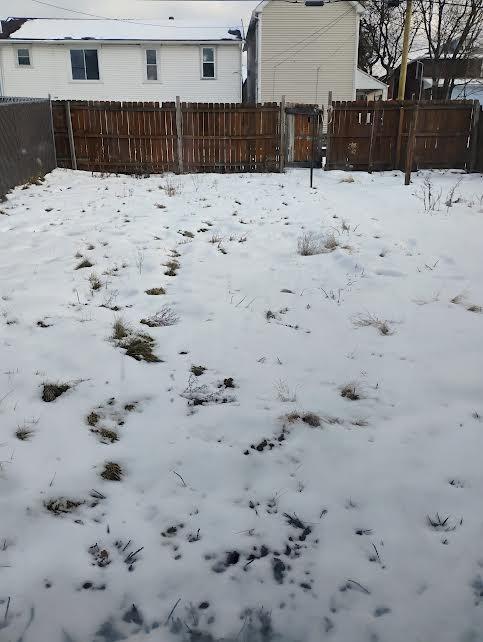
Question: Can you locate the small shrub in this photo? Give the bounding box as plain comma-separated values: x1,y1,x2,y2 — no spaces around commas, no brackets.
42,382,70,402
467,304,482,313
266,310,276,320
101,461,123,481
145,287,166,296
45,497,84,515
140,305,179,327
416,176,442,213
75,258,94,270
160,178,178,197
88,272,102,291
112,317,130,341
191,365,206,377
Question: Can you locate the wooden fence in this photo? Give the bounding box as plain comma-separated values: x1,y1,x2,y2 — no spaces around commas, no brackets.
50,98,483,178
52,100,281,174
325,100,481,178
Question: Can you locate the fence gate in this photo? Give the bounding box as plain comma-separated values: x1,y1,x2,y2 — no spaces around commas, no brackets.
285,105,323,167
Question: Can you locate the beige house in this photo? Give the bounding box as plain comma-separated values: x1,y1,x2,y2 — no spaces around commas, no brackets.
245,0,363,108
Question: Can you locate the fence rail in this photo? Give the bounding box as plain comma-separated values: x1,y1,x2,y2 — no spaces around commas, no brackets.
0,98,56,198
52,100,282,174
325,99,481,179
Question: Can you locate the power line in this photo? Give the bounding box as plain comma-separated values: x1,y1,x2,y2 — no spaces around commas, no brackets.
26,0,243,29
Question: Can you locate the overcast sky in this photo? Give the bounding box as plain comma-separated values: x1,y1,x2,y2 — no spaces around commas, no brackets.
0,0,260,29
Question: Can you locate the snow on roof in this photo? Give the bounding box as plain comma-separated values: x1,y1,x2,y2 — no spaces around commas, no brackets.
5,18,242,42
356,68,388,90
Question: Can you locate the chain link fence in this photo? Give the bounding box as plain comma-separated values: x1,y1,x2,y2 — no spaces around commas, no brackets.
0,97,57,198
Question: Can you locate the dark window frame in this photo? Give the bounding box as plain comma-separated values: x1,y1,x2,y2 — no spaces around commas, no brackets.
70,49,100,81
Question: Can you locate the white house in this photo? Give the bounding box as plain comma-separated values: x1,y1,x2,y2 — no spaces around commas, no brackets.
245,0,364,109
0,18,243,102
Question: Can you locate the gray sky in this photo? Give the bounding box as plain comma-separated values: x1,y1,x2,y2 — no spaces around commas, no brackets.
0,0,260,29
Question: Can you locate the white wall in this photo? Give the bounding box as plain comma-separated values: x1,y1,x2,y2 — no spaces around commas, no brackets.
259,0,359,107
0,42,242,102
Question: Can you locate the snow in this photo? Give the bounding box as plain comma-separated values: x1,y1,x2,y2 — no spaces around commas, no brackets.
1,167,483,642
7,19,241,42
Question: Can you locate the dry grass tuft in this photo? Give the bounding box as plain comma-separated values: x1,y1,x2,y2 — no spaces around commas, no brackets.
164,259,180,277
467,304,482,313
86,411,100,427
301,412,321,427
120,333,161,362
140,305,179,327
191,365,206,377
145,287,166,296
297,231,322,256
323,233,339,251
352,417,369,427
45,497,84,515
101,461,123,481
451,294,464,305
42,382,70,402
75,258,94,270
353,313,392,336
88,272,102,291
91,427,119,444
339,175,355,184
112,317,130,341
275,380,297,403
16,425,35,441
341,383,361,401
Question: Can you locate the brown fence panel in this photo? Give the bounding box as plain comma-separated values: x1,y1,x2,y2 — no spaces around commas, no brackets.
326,100,478,173
52,100,280,174
472,106,483,173
0,97,56,197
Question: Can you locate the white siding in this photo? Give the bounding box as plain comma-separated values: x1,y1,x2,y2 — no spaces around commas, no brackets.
259,1,358,108
0,42,242,101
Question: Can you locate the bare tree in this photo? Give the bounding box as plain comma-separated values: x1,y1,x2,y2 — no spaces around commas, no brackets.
358,0,421,77
416,0,483,98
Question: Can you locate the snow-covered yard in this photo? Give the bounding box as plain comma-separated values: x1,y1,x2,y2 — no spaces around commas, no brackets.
1,168,483,642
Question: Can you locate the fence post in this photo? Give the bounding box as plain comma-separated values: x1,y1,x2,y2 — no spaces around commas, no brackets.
48,95,58,168
325,91,332,170
279,95,286,173
468,100,480,173
404,103,419,185
65,100,77,170
367,102,378,174
395,104,405,170
175,96,184,174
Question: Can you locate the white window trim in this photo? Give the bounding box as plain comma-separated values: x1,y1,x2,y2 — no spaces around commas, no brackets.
200,46,217,80
143,47,162,84
68,46,102,83
15,47,32,68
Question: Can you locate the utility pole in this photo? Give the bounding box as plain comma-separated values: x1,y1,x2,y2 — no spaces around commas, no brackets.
397,0,413,100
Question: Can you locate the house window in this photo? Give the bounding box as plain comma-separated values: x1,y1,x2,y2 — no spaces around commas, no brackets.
17,48,31,66
146,49,158,81
201,47,215,79
70,49,99,80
